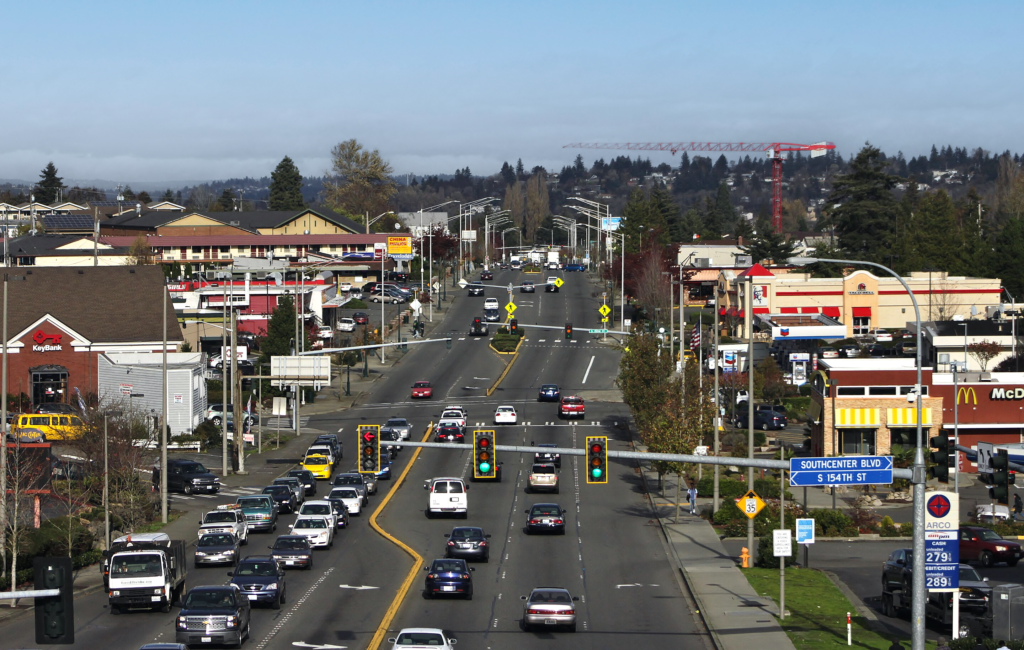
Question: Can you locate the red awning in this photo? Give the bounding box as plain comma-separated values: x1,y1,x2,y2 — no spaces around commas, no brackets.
753,307,769,314
801,307,819,314
719,307,727,316
822,307,841,318
780,307,798,314
852,307,872,318
736,310,745,318
725,307,737,317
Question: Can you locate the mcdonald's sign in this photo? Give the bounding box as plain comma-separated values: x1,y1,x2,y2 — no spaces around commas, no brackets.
957,386,978,405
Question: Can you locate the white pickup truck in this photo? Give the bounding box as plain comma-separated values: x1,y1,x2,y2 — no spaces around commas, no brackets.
198,505,249,545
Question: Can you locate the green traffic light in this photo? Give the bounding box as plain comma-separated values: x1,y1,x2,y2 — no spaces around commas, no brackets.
479,462,491,473
591,468,602,479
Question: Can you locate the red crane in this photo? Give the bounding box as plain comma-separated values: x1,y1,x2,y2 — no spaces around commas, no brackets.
563,141,836,234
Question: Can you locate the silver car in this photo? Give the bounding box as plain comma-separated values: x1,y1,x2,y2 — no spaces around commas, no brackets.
522,588,579,632
334,473,370,504
384,417,413,440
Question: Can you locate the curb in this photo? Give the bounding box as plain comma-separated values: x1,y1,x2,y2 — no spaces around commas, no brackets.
486,337,524,396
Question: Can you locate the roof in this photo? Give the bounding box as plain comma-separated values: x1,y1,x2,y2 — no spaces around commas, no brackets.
42,214,96,231
6,267,182,344
100,233,387,247
737,263,774,278
819,359,927,371
104,208,364,234
686,269,719,282
926,320,1015,338
8,234,127,257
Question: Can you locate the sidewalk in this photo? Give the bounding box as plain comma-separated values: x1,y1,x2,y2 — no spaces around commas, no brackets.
636,450,796,650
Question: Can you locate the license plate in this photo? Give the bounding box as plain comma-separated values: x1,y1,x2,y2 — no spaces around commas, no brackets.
543,519,552,524
286,561,295,565
201,637,212,643
151,596,162,602
545,619,557,625
442,586,455,592
247,595,257,601
459,543,471,549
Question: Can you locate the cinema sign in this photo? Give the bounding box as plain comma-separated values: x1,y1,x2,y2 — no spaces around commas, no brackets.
990,387,1024,400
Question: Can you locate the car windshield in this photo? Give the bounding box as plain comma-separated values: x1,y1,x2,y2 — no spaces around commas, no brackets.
396,632,445,646
386,419,408,426
538,444,556,450
263,486,290,496
532,505,562,516
237,498,269,509
304,456,328,465
180,462,207,474
336,476,361,485
332,489,358,499
497,407,514,413
450,527,483,540
274,538,309,550
302,504,331,515
294,518,327,529
414,382,430,388
289,471,312,481
432,559,467,572
111,553,163,577
531,590,572,603
440,427,460,435
978,529,1002,541
184,589,235,608
235,562,278,576
542,385,557,390
532,465,555,474
199,534,234,547
563,397,582,405
960,566,982,582
204,512,236,523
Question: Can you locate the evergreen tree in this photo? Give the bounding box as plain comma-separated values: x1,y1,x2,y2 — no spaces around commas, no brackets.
993,217,1024,297
739,229,796,266
259,295,298,366
890,180,923,274
268,156,305,210
122,185,136,200
160,189,174,201
34,161,65,204
515,158,525,180
675,208,704,242
826,144,899,263
952,187,988,277
137,190,152,203
708,182,734,237
500,161,516,186
217,189,236,211
648,186,679,242
618,189,650,254
915,190,959,272
573,154,586,175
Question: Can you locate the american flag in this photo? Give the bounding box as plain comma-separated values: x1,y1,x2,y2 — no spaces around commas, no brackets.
690,327,701,352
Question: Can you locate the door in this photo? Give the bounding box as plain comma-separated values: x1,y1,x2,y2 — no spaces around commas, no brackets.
959,529,977,561
31,367,68,406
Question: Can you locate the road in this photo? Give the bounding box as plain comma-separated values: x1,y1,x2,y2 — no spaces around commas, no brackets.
0,267,708,650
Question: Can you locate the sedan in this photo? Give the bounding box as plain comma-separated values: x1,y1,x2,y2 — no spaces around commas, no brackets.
521,281,535,293
195,533,240,567
298,500,337,529
871,328,893,342
268,535,314,570
840,344,860,358
538,384,560,402
468,282,485,296
445,526,492,562
333,473,370,503
534,443,561,468
481,270,493,280
329,487,362,515
262,485,297,514
494,405,517,424
435,424,465,443
337,318,356,332
412,381,433,399
384,417,413,440
525,503,567,535
352,312,370,325
522,588,579,632
423,558,475,599
818,347,838,359
898,329,914,339
288,515,334,548
389,629,457,650
287,469,318,497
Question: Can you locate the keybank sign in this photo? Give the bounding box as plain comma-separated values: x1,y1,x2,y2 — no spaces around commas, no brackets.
991,387,1024,400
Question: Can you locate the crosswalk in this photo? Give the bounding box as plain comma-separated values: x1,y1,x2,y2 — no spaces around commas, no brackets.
469,421,606,427
261,416,311,428
168,486,260,502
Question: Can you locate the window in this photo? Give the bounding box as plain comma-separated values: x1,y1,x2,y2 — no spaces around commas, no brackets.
868,386,897,396
837,386,866,396
192,246,203,253
853,316,871,336
220,246,229,253
899,386,928,396
840,429,876,455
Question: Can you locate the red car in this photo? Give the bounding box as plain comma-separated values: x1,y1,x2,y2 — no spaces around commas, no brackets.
352,311,369,325
960,525,1022,567
559,395,585,419
412,381,433,399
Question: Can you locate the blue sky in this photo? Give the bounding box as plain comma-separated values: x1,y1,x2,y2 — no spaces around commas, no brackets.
2,1,1021,185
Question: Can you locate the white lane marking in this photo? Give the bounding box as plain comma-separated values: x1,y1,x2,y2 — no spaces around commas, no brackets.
256,567,335,649
539,339,546,342
582,355,595,384
337,427,344,433
616,583,643,588
293,644,347,649
338,584,378,590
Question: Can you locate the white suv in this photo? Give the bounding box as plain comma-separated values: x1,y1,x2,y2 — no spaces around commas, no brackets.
484,297,499,310
425,477,468,518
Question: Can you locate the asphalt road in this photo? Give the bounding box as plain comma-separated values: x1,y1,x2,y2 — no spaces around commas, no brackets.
1,268,708,650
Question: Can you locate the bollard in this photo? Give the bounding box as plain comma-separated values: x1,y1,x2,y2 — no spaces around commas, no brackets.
846,611,851,645
740,547,750,568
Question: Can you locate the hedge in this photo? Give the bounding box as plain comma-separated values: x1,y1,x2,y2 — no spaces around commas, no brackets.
491,328,523,353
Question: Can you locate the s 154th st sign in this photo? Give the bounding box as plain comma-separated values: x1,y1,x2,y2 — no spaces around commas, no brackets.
789,456,894,486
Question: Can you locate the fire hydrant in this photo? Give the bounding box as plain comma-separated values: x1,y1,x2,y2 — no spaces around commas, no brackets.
740,547,750,568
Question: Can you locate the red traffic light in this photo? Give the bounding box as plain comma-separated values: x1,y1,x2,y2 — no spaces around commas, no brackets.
479,438,490,447
362,431,376,442
590,443,603,453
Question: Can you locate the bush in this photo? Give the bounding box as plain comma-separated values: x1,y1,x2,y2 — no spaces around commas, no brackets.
193,420,221,448
808,508,858,537
756,533,798,568
698,476,792,502
798,384,812,396
490,330,522,353
347,299,368,309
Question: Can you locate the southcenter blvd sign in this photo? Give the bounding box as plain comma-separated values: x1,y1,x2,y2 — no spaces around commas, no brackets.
789,456,894,486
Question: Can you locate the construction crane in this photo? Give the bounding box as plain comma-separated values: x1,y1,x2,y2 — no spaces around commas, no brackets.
563,141,836,233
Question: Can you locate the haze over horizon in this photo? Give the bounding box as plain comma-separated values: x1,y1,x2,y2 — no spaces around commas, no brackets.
3,1,1021,184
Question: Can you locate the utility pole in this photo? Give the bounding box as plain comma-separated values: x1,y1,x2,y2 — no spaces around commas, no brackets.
160,280,168,523
746,275,755,563
221,280,229,476
713,288,720,513
232,308,243,472
0,272,8,577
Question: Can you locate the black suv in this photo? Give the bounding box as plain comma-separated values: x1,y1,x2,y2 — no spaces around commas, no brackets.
167,459,220,495
262,485,297,513
176,585,251,646
228,556,287,609
287,469,317,497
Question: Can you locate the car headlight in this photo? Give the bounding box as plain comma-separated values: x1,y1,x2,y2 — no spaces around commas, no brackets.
196,551,207,556
996,545,1008,552
177,616,187,628
155,588,164,595
226,615,239,628
266,583,278,591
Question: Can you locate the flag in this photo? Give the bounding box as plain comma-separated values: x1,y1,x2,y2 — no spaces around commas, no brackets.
74,387,87,413
245,396,252,433
690,327,701,351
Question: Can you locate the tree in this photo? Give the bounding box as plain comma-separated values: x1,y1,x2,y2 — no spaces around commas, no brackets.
703,182,734,238
34,161,65,204
122,185,136,201
740,229,796,266
826,144,899,263
618,189,651,254
755,357,787,404
216,189,236,212
268,156,305,210
137,190,152,204
524,173,549,242
499,162,516,186
259,295,298,366
967,340,1002,372
324,139,396,229
515,159,525,180
504,182,525,228
160,189,174,202
126,235,153,265
915,190,959,272
993,217,1024,297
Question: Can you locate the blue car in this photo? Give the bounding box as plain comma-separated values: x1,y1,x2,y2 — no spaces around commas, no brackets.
228,556,286,609
374,460,393,480
538,384,560,402
423,558,475,599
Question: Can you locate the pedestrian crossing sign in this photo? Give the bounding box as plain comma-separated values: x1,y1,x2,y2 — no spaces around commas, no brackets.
505,302,517,315
599,304,611,317
554,278,564,288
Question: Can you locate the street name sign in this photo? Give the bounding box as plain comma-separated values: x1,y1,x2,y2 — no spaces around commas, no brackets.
587,329,608,334
789,456,894,486
924,491,959,592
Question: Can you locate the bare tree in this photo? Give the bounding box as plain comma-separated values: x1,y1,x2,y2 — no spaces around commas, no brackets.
504,182,525,229
633,252,671,318
324,139,397,228
931,279,963,321
126,235,154,265
525,173,548,242
3,440,50,594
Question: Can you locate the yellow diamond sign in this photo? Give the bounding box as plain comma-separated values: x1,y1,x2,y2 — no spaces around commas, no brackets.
505,302,517,315
599,304,611,317
737,490,765,519
554,277,564,288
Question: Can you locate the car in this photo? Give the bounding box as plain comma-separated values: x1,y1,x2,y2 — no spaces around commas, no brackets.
205,403,259,427
439,409,467,427
559,395,585,419
525,503,567,534
534,443,561,468
333,473,370,503
34,403,77,415
819,347,839,359
426,477,468,518
359,471,379,494
298,500,338,529
521,588,579,632
735,409,788,431
735,390,749,404
880,550,991,621
195,532,240,567
538,384,560,402
337,317,356,332
445,526,491,562
384,417,413,440
443,405,467,418
527,464,559,493
287,469,318,497
840,344,861,358
483,308,500,322
545,277,559,292
871,328,893,342
374,458,394,480
370,288,406,304
960,525,1022,566
352,311,370,325
548,262,559,270
435,424,465,443
894,341,917,357
323,495,350,528
234,494,278,532
273,477,306,505
868,344,890,357
268,534,314,570
199,505,249,544
339,282,353,292
412,381,433,399
468,281,485,296
328,487,362,515
302,454,333,480
423,558,475,599
228,556,287,609
379,428,402,458
481,270,493,280
469,317,488,336
317,325,334,340
306,444,336,466
564,263,585,272
494,405,518,424
176,585,251,646
313,435,343,460
166,458,221,495
262,485,297,514
288,515,335,548
388,628,457,650
521,281,535,293
484,297,499,310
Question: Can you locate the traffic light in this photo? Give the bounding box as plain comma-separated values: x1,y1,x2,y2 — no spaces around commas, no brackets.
473,430,496,479
446,338,452,349
990,449,1015,504
358,424,381,474
928,432,952,483
34,556,73,644
510,318,518,335
565,322,573,340
586,436,607,484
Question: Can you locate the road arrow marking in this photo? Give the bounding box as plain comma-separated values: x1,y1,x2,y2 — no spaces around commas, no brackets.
339,584,379,590
293,643,348,649
616,583,643,588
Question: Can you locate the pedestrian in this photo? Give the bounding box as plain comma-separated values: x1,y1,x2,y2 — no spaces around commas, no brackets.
996,640,1010,650
687,481,698,515
935,637,950,650
888,640,903,650
975,637,988,650
1014,493,1023,522
151,463,160,493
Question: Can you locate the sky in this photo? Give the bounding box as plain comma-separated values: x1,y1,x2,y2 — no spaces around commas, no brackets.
2,1,1022,186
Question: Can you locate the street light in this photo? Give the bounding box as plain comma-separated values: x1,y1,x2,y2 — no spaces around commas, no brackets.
103,409,123,551
418,201,459,307
366,210,395,234
789,255,926,650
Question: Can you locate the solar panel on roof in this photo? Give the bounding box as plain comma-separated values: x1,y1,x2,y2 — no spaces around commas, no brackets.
42,215,96,230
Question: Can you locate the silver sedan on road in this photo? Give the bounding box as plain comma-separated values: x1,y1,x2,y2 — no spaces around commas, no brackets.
384,417,413,440
522,587,579,632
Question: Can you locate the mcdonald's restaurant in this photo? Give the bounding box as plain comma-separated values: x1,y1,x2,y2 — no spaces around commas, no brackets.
809,358,1024,471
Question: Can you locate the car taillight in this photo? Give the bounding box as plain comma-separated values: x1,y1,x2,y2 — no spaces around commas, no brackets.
427,574,435,579
566,609,575,615
530,519,540,524
554,519,563,524
528,608,545,614
447,541,455,546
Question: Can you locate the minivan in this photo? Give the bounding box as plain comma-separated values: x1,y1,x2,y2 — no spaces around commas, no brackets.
425,477,469,518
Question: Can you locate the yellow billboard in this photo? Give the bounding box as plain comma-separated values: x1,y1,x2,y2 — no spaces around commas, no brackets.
387,236,413,256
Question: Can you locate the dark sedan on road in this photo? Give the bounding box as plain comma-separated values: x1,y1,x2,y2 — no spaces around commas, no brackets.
323,495,350,529
228,556,287,609
287,469,317,497
960,526,1022,566
538,384,560,402
525,503,567,535
481,270,493,280
423,558,475,599
268,535,314,570
194,532,239,567
735,409,787,431
435,424,465,443
262,485,297,514
534,443,561,468
468,282,485,296
445,526,491,562
521,281,535,293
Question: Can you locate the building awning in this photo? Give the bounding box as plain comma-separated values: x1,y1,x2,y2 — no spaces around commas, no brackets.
801,307,819,314
822,307,841,318
753,307,769,314
719,307,727,316
886,408,932,427
807,399,823,425
780,307,798,314
852,307,872,318
836,408,880,428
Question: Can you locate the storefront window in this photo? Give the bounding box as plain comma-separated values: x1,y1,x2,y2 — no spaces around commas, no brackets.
889,429,915,449
31,366,68,405
853,317,871,336
841,428,876,455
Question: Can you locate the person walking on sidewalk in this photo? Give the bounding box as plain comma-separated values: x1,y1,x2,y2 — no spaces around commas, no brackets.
686,480,698,515
1014,493,1023,522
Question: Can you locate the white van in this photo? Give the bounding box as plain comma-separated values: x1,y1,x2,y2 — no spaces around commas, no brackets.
425,477,468,518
